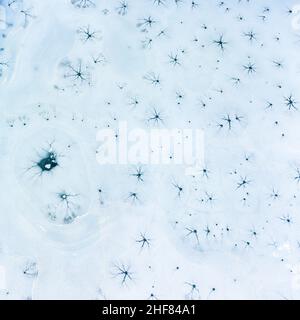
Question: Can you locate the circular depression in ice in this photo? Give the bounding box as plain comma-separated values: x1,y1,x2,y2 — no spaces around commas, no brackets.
11,119,102,248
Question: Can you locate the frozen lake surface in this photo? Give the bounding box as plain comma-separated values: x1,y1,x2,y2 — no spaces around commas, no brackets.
1,0,300,299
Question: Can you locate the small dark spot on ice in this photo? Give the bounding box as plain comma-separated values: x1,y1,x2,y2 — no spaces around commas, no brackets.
37,151,58,172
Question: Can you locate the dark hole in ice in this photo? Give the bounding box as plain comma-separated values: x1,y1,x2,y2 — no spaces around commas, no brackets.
23,262,38,278
37,152,58,172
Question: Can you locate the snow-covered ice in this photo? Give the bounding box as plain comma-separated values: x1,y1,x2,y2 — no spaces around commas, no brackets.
1,0,300,300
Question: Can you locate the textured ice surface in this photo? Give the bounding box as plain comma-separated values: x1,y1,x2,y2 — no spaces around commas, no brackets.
1,0,300,299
